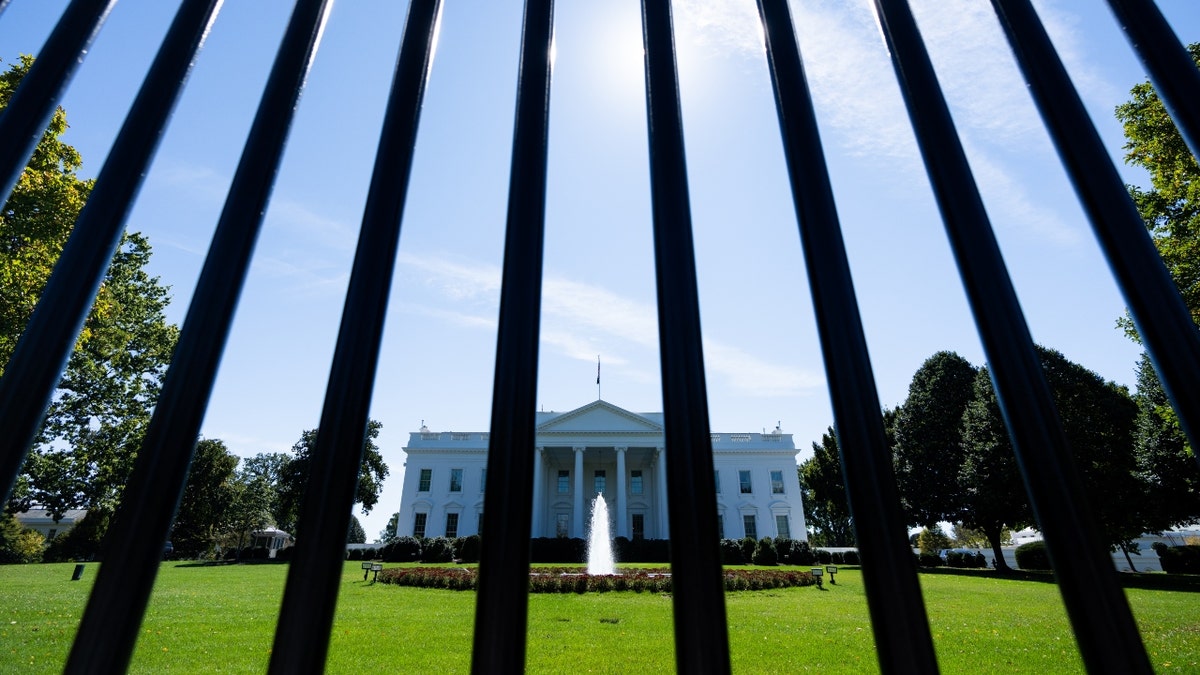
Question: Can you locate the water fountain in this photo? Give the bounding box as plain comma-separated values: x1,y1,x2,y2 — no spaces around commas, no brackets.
586,493,616,575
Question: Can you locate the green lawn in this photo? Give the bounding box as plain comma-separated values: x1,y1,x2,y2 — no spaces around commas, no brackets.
0,562,1196,673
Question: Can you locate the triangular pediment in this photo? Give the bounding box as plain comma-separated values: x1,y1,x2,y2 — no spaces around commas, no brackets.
537,400,662,433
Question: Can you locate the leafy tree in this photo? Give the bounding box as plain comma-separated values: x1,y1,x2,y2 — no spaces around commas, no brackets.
275,420,388,533
379,511,400,545
959,366,1033,571
171,439,238,558
238,452,287,530
961,347,1143,570
2,58,178,521
1114,47,1199,532
893,351,977,528
0,56,93,372
347,515,366,544
798,427,855,547
0,514,44,564
1115,43,1200,336
1132,352,1200,530
916,526,951,556
949,521,1006,549
43,507,112,562
222,474,272,558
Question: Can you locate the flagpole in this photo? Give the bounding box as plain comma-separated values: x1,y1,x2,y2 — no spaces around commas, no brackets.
596,355,601,400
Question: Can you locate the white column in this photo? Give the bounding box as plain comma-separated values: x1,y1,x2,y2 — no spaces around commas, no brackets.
656,447,669,538
615,447,627,538
573,446,585,537
532,447,545,537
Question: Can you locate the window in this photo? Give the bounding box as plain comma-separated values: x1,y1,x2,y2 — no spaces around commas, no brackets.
594,469,606,495
480,468,487,493
776,514,790,540
743,514,757,540
413,512,427,538
445,513,459,538
556,513,570,538
450,468,463,492
714,469,720,493
557,470,570,494
630,469,643,495
418,468,432,492
632,514,645,540
771,469,785,494
716,514,724,539
739,470,752,494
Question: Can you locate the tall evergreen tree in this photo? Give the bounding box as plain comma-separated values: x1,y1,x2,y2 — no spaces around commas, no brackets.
892,351,977,528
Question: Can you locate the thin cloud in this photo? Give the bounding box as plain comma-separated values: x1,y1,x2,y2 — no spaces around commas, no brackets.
394,253,823,397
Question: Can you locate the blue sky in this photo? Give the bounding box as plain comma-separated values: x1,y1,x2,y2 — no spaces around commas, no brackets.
3,0,1196,540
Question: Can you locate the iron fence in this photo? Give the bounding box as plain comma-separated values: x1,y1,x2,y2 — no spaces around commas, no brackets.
1,0,1197,672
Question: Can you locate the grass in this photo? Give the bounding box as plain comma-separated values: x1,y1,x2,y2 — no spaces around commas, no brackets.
0,562,1197,673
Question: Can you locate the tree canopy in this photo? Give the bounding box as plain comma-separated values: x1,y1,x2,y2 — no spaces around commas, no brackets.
2,57,179,520
172,439,239,558
892,351,977,528
274,420,388,534
798,426,855,547
1115,42,1200,334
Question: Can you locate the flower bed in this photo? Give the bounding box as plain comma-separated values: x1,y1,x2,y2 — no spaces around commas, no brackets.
376,567,815,593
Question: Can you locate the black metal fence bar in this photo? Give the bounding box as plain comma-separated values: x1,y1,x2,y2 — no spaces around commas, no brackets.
640,2,730,672
64,0,332,670
755,0,939,672
991,0,1200,462
0,0,218,515
2,1,1197,672
268,1,439,671
470,0,554,671
0,0,115,202
870,0,1151,672
1105,0,1200,160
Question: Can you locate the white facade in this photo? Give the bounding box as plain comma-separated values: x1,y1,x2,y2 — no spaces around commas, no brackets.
395,400,807,542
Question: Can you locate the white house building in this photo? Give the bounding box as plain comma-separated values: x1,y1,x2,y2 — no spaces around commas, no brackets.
395,400,807,542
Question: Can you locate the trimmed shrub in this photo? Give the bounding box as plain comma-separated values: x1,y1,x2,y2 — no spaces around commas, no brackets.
275,547,294,561
456,535,482,563
389,537,422,562
422,537,454,563
348,548,363,561
815,548,833,565
752,538,778,566
944,550,968,568
830,551,845,565
720,539,745,564
917,553,943,568
619,538,668,563
772,538,811,565
530,537,586,563
1015,541,1051,571
739,537,756,563
842,549,860,565
1153,544,1200,574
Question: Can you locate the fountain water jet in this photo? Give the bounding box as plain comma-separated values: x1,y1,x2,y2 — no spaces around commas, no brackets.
586,493,616,575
